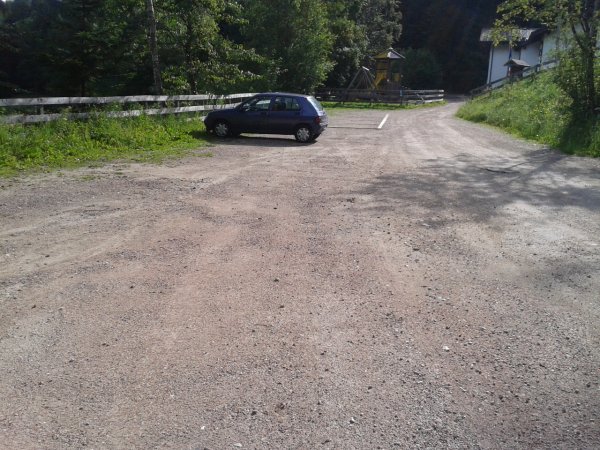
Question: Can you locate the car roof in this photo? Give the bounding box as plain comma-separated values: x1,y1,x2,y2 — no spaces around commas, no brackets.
257,92,310,98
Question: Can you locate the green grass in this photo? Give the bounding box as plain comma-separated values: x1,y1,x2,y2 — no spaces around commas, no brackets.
457,73,599,157
323,100,446,111
0,114,212,177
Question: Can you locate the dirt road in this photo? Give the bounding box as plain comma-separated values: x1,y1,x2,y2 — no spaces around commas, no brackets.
1,102,599,449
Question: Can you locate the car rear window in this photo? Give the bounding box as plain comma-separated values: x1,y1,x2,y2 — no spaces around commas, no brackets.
307,96,324,112
273,96,301,112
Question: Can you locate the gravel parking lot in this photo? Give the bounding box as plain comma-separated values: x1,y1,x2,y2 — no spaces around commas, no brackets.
1,101,599,449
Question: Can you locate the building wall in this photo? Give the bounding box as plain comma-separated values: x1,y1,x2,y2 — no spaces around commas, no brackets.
483,25,595,87
519,42,543,66
488,44,511,83
487,33,559,84
541,30,560,62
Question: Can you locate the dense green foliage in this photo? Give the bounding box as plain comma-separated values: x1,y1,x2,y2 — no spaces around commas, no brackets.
457,72,600,157
0,0,408,96
401,48,443,89
241,0,333,93
554,37,600,118
0,115,211,176
0,0,508,96
399,0,504,92
324,1,368,88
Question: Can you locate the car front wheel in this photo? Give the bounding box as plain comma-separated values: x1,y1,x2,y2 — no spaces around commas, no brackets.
213,120,230,138
294,125,312,143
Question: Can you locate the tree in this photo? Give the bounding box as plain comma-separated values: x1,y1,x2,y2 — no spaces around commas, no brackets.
145,0,163,94
0,0,22,95
0,0,406,95
323,0,368,88
401,48,443,89
323,0,404,89
93,0,153,95
493,0,600,116
0,0,62,96
242,0,333,93
156,0,270,94
359,0,403,55
399,0,504,92
47,0,116,96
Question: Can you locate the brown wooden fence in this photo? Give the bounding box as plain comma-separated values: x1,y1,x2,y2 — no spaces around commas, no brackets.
315,88,445,104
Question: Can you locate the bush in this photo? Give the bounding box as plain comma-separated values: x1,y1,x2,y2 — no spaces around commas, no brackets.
0,113,210,176
553,35,600,118
458,72,599,157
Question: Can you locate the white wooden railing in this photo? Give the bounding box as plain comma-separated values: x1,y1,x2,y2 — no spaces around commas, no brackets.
0,93,258,124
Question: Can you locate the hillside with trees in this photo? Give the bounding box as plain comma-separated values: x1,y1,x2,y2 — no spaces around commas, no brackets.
0,0,501,97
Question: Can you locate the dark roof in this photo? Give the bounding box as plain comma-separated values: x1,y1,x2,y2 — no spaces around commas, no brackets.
504,59,531,68
374,48,405,60
480,28,547,48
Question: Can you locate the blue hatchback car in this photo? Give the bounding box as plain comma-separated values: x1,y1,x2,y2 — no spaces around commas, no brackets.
204,93,328,143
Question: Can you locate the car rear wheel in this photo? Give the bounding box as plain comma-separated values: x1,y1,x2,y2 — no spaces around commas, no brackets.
294,125,312,143
214,120,230,138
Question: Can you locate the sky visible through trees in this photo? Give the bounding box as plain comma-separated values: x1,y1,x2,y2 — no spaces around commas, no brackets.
0,0,503,97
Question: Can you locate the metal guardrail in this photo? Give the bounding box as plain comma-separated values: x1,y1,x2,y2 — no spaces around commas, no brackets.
470,60,557,98
0,93,258,124
315,88,445,104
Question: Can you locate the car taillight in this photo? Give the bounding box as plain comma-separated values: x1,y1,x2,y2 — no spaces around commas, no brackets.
314,117,321,124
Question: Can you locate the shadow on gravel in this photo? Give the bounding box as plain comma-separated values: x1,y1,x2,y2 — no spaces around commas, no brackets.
206,135,316,148
358,148,600,222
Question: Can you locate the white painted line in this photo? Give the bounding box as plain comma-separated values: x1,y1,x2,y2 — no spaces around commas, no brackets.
377,114,389,130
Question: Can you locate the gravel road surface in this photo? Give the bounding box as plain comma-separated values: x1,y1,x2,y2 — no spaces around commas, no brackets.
1,102,599,449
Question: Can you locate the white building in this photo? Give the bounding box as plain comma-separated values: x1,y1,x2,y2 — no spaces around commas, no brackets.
480,28,560,84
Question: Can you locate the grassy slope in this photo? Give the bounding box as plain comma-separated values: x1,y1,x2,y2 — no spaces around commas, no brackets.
457,72,599,157
0,114,211,177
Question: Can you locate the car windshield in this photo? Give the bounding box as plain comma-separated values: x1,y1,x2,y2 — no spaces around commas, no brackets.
307,96,324,112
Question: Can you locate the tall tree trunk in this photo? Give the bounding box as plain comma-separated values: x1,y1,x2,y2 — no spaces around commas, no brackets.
145,0,163,95
583,43,596,114
184,18,197,94
581,0,599,115
589,0,600,112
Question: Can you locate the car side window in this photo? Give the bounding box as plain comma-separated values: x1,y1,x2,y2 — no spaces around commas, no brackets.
272,96,301,112
243,97,271,112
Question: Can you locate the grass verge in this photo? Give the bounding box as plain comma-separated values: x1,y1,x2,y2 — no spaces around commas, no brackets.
457,72,599,157
0,114,211,177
